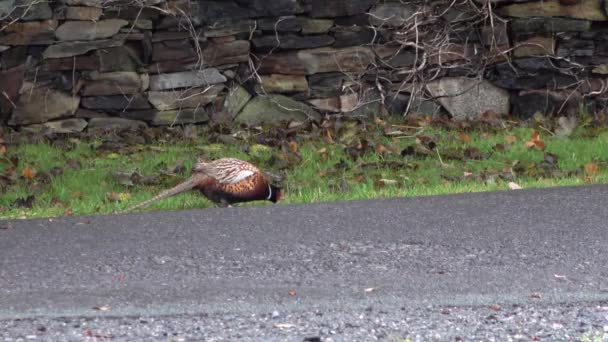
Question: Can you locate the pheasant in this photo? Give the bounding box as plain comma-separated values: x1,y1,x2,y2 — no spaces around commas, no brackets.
125,157,282,211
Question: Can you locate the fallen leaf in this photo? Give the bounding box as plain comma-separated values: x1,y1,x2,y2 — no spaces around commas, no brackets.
530,292,542,299
463,171,473,177
287,140,299,153
508,182,522,190
106,192,131,202
524,131,545,150
505,135,518,144
584,162,599,176
364,287,375,293
21,166,36,179
416,135,437,150
288,289,297,296
458,132,471,143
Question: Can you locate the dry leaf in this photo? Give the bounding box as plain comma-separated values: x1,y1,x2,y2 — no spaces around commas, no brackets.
21,166,36,179
584,162,599,176
489,304,502,311
458,132,471,143
508,182,522,190
375,143,390,154
287,140,299,153
364,287,375,293
0,145,6,154
106,192,131,202
463,171,473,177
505,135,518,144
524,131,545,150
288,289,297,296
317,147,327,154
530,292,542,299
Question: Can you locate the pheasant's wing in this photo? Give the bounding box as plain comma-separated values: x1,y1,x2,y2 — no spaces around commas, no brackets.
193,158,259,184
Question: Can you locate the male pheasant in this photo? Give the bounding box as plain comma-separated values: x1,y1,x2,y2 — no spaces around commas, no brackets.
125,158,282,211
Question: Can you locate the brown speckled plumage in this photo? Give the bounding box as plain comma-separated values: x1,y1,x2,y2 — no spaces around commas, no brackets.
125,158,282,212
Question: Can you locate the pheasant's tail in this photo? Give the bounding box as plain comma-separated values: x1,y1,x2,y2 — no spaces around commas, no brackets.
123,176,202,212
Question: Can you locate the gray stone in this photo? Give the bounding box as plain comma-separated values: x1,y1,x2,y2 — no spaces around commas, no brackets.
300,18,334,34
87,117,148,133
258,74,308,93
252,34,334,51
147,85,224,110
42,39,123,59
81,71,146,96
257,46,375,75
481,22,509,46
339,88,382,117
203,20,256,38
148,69,227,91
75,108,108,119
235,95,321,125
42,118,88,134
556,39,594,57
385,93,442,117
151,40,197,62
81,94,151,111
224,85,252,116
121,108,210,126
309,72,348,97
9,0,52,20
257,16,301,32
63,6,103,20
8,87,80,125
510,18,592,32
96,46,140,72
0,0,15,19
500,0,608,21
309,0,376,18
246,0,305,16
0,64,26,118
55,19,129,41
369,3,419,27
511,90,582,118
332,27,376,48
426,77,510,120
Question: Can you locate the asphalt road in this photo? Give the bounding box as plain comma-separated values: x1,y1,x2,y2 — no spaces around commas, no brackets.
1,185,608,340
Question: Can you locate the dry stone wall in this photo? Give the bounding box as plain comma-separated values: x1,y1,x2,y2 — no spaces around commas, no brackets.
1,0,608,134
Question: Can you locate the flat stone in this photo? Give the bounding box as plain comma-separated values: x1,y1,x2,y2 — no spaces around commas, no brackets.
81,71,145,96
75,108,108,118
257,16,301,32
332,27,376,47
0,64,26,117
148,69,227,91
512,90,581,118
500,0,608,21
0,46,9,52
121,108,210,126
339,89,382,117
147,84,224,110
245,0,305,16
510,18,592,32
252,34,334,51
258,74,308,93
556,38,594,57
42,39,123,59
592,65,608,75
132,19,153,30
307,97,340,112
96,46,140,72
8,87,80,125
480,21,509,46
384,92,442,117
41,55,99,71
63,6,103,20
202,40,250,67
0,20,58,45
87,117,148,133
300,18,334,34
81,94,151,111
9,0,52,20
369,3,420,27
42,118,88,133
309,0,376,18
257,46,374,75
152,40,197,62
203,20,256,38
308,72,348,97
235,95,321,125
55,19,129,41
224,85,252,116
426,77,510,120
151,31,192,42
374,45,419,68
513,35,555,57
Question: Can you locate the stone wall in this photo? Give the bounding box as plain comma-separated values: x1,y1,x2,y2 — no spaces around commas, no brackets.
1,0,607,134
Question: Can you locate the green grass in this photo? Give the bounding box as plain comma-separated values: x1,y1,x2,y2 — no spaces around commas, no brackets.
2,119,608,219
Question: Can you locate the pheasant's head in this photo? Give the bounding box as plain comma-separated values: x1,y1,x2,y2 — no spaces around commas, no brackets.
268,185,283,203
